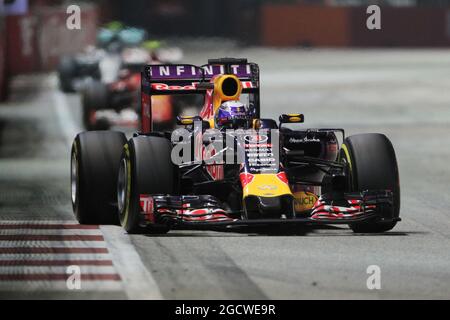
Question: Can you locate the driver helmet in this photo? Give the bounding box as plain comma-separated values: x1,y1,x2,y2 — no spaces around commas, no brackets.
215,100,250,130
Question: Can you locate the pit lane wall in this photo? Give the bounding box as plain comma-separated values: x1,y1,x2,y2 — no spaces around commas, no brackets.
6,3,98,75
0,13,6,101
261,5,450,47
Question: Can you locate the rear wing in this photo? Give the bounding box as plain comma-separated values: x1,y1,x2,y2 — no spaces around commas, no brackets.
141,58,260,132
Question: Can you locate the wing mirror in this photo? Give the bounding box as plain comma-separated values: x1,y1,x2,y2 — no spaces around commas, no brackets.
279,114,304,124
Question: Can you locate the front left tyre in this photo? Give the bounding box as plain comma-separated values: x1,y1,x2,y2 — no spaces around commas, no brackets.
71,131,126,224
340,133,400,233
118,136,175,234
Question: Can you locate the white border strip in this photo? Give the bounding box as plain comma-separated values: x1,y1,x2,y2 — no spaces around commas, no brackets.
51,77,83,146
100,226,163,299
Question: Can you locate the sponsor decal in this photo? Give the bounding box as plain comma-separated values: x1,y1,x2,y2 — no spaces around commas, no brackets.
257,185,277,191
151,82,198,91
140,195,155,223
289,137,320,143
244,134,268,144
148,64,252,80
150,81,253,91
293,191,319,212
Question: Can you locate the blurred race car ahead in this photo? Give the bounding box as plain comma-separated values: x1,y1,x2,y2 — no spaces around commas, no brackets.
81,46,198,131
57,25,148,93
57,24,183,93
71,58,401,234
81,47,177,131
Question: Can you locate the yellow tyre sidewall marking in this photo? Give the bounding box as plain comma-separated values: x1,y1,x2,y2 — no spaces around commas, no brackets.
341,143,352,171
72,141,79,206
122,144,132,228
340,143,354,189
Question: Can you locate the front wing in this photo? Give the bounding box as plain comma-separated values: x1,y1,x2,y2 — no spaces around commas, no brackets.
138,190,399,230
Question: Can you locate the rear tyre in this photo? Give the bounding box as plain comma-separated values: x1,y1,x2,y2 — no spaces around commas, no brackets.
118,136,174,234
58,57,77,93
71,131,126,224
340,133,400,233
82,81,109,130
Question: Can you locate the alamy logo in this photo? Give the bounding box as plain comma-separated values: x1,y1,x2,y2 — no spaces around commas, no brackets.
66,5,81,30
366,5,381,30
170,122,279,167
66,265,81,290
366,265,381,290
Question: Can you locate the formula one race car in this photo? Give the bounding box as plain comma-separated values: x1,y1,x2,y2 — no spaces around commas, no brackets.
81,47,194,131
81,49,167,131
70,58,401,234
57,26,147,93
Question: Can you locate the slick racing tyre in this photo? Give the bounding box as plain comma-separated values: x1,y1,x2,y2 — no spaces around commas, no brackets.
118,136,175,234
58,57,77,93
71,131,127,225
340,133,400,233
82,81,109,130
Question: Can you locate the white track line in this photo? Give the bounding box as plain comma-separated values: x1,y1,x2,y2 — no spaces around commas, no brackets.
0,266,117,274
51,75,82,145
0,241,108,248
0,254,113,261
0,219,88,225
0,220,87,224
0,229,103,235
101,226,163,299
0,281,123,291
51,74,163,299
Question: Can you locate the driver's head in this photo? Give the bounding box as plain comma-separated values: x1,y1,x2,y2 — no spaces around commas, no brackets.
215,100,250,130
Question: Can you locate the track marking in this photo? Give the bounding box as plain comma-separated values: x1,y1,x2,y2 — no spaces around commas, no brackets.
0,241,109,248
101,225,163,299
0,229,105,235
0,224,99,230
0,281,122,291
0,247,109,254
0,253,112,261
0,221,121,292
0,265,117,274
0,260,114,266
0,274,121,281
0,235,104,241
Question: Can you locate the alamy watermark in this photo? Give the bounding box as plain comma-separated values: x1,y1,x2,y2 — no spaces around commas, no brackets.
170,122,280,168
367,5,381,30
66,265,81,290
366,265,381,290
66,5,81,30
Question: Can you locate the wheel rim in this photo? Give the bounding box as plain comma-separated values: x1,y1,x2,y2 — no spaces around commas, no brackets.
70,152,78,205
117,158,128,213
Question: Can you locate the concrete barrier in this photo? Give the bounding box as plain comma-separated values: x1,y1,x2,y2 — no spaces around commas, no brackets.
349,7,450,47
0,14,7,101
262,5,351,47
261,4,450,47
36,4,98,71
6,4,98,74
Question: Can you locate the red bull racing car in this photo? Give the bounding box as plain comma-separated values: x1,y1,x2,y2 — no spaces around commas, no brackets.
70,58,401,234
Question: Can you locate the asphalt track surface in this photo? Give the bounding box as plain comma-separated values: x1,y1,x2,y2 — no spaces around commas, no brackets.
0,48,449,299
